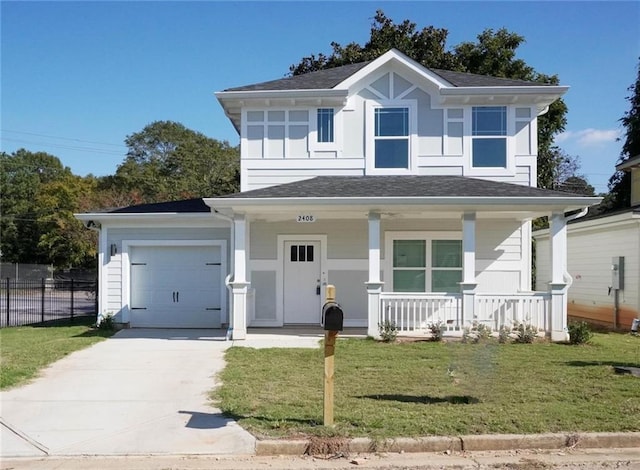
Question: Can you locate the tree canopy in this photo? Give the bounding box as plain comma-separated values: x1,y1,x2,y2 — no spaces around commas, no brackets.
605,58,640,210
290,10,569,189
108,121,239,204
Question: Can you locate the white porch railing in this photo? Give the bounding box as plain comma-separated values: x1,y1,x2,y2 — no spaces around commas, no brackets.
378,291,552,334
474,292,551,332
379,292,462,333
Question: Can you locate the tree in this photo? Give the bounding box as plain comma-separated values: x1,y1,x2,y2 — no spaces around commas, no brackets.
109,121,240,204
606,58,640,210
289,10,569,189
0,149,73,264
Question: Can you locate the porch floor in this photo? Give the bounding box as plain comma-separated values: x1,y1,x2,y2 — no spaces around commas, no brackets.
239,327,367,348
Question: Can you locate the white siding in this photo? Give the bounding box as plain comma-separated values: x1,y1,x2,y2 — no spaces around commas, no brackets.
239,63,540,191
103,227,231,324
534,217,640,328
476,220,525,293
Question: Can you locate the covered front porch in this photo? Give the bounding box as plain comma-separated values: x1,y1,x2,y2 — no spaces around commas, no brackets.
205,175,601,342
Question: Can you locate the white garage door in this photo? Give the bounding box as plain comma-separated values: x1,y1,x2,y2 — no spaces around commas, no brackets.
129,245,222,328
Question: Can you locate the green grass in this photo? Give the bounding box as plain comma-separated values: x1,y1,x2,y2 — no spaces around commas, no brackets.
214,334,640,439
0,317,115,390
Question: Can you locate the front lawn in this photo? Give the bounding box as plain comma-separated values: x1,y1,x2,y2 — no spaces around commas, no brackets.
214,334,640,439
0,317,115,389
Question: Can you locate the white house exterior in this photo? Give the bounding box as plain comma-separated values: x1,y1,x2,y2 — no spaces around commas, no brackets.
77,49,601,341
534,155,640,329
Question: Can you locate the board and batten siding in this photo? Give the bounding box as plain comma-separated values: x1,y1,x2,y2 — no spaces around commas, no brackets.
240,65,538,192
102,226,231,322
534,217,640,329
247,217,527,326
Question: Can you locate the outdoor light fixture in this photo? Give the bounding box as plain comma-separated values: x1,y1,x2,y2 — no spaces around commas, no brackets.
110,244,118,256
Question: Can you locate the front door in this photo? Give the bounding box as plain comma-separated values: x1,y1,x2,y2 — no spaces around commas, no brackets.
283,241,321,324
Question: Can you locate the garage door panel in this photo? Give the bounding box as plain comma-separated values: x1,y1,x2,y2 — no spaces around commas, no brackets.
129,245,223,328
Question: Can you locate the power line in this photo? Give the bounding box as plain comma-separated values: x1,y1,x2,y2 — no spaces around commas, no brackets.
1,137,124,156
1,129,127,148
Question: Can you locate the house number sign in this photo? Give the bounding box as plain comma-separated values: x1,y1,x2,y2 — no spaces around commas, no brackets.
296,215,316,223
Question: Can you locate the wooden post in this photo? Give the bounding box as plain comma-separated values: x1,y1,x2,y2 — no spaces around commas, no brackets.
324,284,337,426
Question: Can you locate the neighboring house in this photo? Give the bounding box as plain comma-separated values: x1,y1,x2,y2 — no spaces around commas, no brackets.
76,49,601,340
534,155,640,329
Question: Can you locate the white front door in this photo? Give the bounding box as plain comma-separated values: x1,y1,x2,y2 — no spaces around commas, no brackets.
129,245,222,328
283,241,321,324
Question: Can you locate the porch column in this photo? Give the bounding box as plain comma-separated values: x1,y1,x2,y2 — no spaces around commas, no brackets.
230,213,249,340
460,212,477,326
366,211,384,338
549,212,569,342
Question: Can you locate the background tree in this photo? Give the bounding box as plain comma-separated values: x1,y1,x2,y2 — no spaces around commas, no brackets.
604,58,640,211
0,149,73,264
290,10,571,189
109,121,240,204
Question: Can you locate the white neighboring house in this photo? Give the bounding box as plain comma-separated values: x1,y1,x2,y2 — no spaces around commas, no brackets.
76,49,601,340
534,155,640,329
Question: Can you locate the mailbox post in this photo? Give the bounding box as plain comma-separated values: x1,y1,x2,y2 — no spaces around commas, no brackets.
323,284,343,426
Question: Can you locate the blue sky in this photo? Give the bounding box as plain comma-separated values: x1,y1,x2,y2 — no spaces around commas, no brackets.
2,1,639,194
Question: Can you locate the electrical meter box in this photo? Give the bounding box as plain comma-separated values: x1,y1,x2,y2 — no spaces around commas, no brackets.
611,256,624,290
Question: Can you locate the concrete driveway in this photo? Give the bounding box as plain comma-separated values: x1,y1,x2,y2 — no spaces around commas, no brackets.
0,329,256,457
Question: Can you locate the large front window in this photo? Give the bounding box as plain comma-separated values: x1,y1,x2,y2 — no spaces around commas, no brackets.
472,106,507,168
375,107,409,169
392,239,462,293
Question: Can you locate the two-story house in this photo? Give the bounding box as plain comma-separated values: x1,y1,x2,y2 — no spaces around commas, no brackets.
77,49,601,341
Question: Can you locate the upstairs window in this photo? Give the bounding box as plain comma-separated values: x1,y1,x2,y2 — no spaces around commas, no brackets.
317,108,334,143
472,106,507,168
374,107,409,169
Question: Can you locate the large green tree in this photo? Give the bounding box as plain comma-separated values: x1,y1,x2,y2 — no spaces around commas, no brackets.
290,10,568,189
0,149,73,265
605,58,640,210
109,121,240,204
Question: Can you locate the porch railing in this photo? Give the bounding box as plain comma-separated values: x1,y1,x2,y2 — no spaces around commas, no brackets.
378,291,551,334
474,292,550,332
380,292,462,332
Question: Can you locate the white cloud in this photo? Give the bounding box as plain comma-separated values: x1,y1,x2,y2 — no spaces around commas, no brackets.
556,128,621,146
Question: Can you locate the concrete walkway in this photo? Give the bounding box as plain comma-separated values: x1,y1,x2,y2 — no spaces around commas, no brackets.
1,329,258,457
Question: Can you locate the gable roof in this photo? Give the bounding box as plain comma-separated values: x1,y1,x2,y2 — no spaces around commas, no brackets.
216,49,568,133
616,154,640,171
218,175,587,200
224,61,373,92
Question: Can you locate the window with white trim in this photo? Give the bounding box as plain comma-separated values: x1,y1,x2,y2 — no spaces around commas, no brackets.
374,107,409,169
392,239,462,293
317,108,334,143
472,106,507,168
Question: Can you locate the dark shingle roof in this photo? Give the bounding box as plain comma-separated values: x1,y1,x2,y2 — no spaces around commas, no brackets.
430,69,549,88
220,176,585,199
109,198,210,213
224,62,372,92
223,59,546,93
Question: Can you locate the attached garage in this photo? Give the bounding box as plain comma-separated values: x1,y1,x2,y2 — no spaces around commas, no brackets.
127,244,225,328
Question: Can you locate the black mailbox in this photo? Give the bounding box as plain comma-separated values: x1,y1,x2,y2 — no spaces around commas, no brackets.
323,301,344,331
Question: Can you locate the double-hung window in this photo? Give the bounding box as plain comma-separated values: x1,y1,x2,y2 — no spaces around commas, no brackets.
472,106,507,168
317,108,334,143
374,107,409,169
392,238,462,293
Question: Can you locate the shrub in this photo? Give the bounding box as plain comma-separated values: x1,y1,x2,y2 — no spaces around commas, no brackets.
498,325,511,344
513,322,538,344
568,321,593,345
462,322,492,343
428,322,444,342
378,320,398,343
97,313,115,331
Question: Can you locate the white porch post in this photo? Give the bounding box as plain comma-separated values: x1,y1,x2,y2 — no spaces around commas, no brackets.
366,211,383,338
549,211,569,342
460,212,477,327
230,213,249,340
